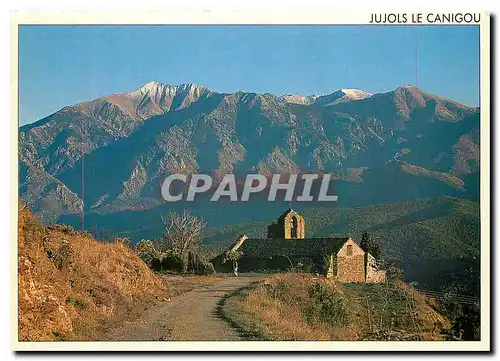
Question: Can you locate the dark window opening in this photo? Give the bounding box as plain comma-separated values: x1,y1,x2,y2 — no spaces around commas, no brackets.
291,216,298,238
346,245,353,256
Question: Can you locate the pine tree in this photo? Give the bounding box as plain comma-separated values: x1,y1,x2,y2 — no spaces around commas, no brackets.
360,232,381,259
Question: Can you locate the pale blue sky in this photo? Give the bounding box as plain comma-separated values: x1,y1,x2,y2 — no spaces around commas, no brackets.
19,25,479,125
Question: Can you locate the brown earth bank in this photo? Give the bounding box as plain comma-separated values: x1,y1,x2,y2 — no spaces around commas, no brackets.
17,204,265,341
18,205,170,341
221,274,451,341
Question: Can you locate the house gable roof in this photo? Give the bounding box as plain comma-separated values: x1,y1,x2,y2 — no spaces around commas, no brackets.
235,237,350,258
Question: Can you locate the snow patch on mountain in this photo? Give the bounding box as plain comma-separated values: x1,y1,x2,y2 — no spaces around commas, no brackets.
139,81,208,96
282,88,372,106
339,89,373,100
99,81,213,119
281,94,319,105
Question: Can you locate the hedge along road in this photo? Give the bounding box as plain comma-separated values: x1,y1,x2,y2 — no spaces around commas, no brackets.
105,274,267,341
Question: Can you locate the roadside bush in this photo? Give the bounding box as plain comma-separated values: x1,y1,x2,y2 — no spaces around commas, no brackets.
197,261,216,275
188,251,216,275
135,239,159,267
305,283,348,327
137,239,215,275
158,253,185,273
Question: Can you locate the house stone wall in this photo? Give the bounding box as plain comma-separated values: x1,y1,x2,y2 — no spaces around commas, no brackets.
336,238,365,283
365,252,387,283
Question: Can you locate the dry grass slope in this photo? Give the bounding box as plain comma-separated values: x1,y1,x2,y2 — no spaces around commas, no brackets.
18,205,170,341
222,274,450,341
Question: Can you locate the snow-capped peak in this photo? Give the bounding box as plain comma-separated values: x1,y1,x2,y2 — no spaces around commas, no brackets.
138,81,173,95
397,84,416,90
339,88,373,100
138,81,208,94
282,88,372,106
141,80,163,90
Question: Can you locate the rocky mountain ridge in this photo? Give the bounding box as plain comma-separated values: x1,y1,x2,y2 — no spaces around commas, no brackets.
19,81,479,229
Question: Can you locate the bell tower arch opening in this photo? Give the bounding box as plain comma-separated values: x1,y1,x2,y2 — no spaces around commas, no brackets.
291,215,298,238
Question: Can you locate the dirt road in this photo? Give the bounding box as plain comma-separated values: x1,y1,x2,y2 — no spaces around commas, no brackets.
105,275,266,341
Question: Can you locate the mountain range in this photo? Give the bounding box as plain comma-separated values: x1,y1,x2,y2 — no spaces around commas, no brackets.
19,81,480,240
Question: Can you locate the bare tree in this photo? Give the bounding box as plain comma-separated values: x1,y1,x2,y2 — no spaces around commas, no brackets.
160,209,206,270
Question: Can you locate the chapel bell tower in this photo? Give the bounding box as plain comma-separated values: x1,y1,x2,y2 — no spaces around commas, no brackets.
267,209,305,239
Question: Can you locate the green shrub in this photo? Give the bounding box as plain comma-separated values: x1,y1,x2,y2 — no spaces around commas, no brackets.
274,282,296,304
305,283,348,327
65,297,86,310
53,241,73,270
135,239,159,267
437,284,481,341
188,251,216,275
198,261,216,275
159,253,185,273
59,224,77,235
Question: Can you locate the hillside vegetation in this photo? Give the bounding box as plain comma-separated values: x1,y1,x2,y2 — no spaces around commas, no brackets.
221,274,450,341
18,205,170,341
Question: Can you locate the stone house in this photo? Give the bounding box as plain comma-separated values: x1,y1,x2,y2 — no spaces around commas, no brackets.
212,209,386,283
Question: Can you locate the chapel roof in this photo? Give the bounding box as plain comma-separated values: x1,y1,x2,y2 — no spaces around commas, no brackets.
235,237,350,258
